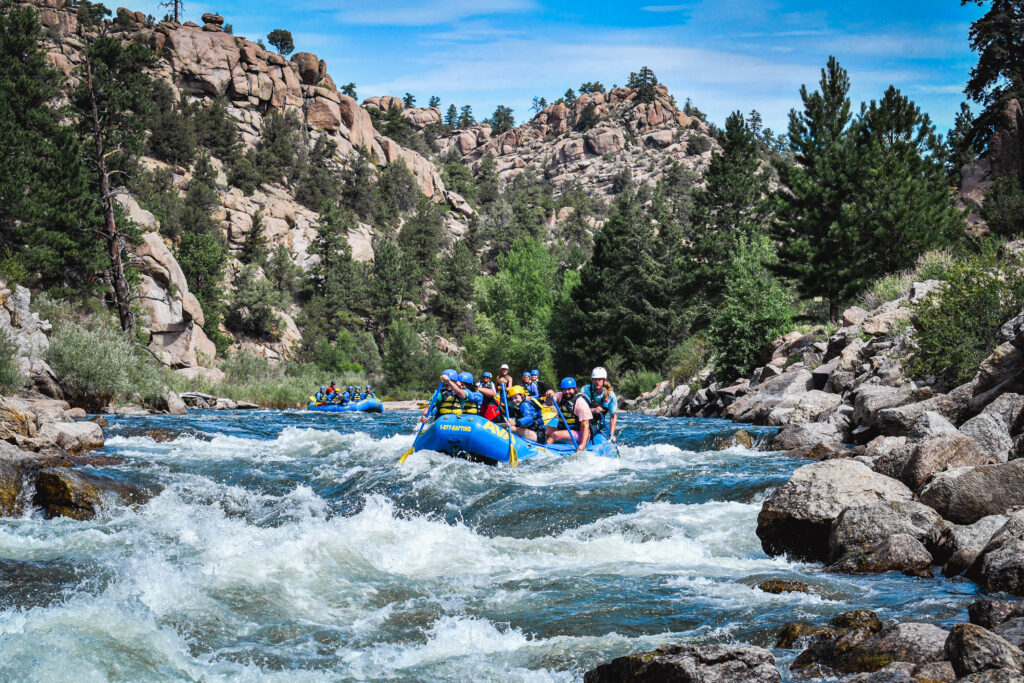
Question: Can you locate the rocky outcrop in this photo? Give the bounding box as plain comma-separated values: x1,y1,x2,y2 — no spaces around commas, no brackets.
0,280,57,396
756,459,914,562
583,643,781,683
438,85,715,198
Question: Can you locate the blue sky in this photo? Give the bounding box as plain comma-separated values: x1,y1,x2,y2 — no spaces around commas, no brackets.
134,0,985,134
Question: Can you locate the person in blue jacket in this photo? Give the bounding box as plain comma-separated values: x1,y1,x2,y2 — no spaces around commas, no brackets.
364,385,375,398
503,385,546,442
581,366,618,442
314,386,327,403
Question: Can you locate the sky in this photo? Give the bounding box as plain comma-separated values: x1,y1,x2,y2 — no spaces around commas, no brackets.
132,0,985,134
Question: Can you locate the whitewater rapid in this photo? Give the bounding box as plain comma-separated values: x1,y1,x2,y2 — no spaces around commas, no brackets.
0,410,978,681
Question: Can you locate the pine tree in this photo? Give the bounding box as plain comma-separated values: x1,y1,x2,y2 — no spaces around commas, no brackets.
227,263,283,339
963,0,1024,147
948,102,979,180
488,105,515,134
294,135,340,210
846,86,963,276
773,56,857,321
430,240,477,336
239,212,268,267
73,33,157,332
267,29,294,56
627,67,659,103
458,105,475,128
397,196,443,287
370,239,413,338
0,0,105,292
428,95,440,108
301,204,367,339
686,111,773,317
475,154,500,206
341,82,356,98
445,104,458,127
402,92,415,108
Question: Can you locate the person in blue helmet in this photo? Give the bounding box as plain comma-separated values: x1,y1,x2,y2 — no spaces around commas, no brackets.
364,385,375,399
314,386,327,403
421,369,458,423
531,369,547,395
476,371,501,421
521,371,539,398
451,371,483,415
544,377,592,451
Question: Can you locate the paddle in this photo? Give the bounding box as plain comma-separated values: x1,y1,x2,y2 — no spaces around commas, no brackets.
553,392,580,451
501,384,518,467
398,381,442,464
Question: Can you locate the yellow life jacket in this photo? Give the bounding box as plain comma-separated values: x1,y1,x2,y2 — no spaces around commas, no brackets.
558,395,580,428
461,397,480,416
436,392,462,416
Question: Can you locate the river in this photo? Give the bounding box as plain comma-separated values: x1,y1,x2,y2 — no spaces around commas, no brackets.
0,409,979,681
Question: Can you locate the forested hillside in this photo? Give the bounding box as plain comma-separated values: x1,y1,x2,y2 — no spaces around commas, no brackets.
0,0,1019,409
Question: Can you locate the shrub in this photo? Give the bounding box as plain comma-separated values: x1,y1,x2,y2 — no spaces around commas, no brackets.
860,249,960,310
907,250,1024,388
618,368,662,399
982,173,1024,238
46,320,168,411
686,134,712,156
664,335,708,382
0,330,23,393
381,318,448,392
708,235,793,382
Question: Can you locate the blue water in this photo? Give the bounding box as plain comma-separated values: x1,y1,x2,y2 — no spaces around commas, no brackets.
0,410,978,681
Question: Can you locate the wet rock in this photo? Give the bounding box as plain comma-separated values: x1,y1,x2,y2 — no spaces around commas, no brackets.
829,500,946,561
827,534,933,577
32,469,146,520
0,398,35,439
757,579,808,594
995,618,1024,650
717,428,752,449
945,623,1024,678
777,621,841,649
936,515,1008,577
790,610,889,675
757,459,913,562
920,460,1024,524
968,511,1024,595
583,643,781,683
794,619,948,678
902,434,992,490
89,415,109,428
144,429,180,443
970,600,1024,630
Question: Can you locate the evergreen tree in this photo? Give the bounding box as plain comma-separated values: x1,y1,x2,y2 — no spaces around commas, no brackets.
375,159,420,228
300,204,367,343
157,0,182,22
531,96,548,113
445,104,458,127
846,86,963,277
441,161,478,205
559,192,679,373
370,239,414,338
194,99,241,163
73,32,157,332
488,105,515,134
402,92,415,108
475,154,501,206
255,111,301,182
428,95,440,108
563,88,577,102
627,67,659,103
341,82,357,98
962,0,1024,147
294,135,340,210
430,240,477,336
0,0,105,293
948,102,979,179
398,196,443,288
239,212,268,267
686,111,772,317
145,81,197,166
457,105,475,128
773,56,857,321
339,150,377,221
227,263,283,339
267,28,294,56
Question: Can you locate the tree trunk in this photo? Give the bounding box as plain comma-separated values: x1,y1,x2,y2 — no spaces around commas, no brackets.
86,57,135,334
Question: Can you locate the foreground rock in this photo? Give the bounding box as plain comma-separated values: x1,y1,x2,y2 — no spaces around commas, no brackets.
968,512,1024,595
827,534,933,577
829,500,946,562
33,469,146,520
945,623,1024,678
756,460,913,562
583,643,781,683
920,460,1024,525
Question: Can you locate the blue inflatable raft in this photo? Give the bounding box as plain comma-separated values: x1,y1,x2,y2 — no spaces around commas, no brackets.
412,413,616,466
307,397,384,413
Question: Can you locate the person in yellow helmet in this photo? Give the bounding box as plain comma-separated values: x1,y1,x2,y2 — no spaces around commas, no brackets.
501,385,546,442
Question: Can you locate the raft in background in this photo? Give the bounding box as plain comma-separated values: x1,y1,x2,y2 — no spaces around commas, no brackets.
307,397,384,413
413,413,615,465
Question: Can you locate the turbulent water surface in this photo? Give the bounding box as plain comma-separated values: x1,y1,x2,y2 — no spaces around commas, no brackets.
0,409,978,681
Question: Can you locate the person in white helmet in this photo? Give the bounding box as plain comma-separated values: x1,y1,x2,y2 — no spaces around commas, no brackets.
580,366,618,442
497,363,513,391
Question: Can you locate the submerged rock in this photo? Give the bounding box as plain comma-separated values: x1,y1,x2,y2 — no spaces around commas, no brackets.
757,579,809,594
756,460,913,562
583,643,781,683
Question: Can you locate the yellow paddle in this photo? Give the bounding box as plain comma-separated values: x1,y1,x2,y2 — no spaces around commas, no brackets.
399,382,442,464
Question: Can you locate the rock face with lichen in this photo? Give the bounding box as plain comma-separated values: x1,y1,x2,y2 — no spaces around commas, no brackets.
583,643,781,683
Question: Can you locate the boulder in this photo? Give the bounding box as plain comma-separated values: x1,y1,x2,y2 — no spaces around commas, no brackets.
859,623,950,667
908,411,959,442
862,307,912,336
960,394,1024,463
827,534,933,577
756,459,914,562
920,459,1024,524
969,511,1024,594
902,434,992,490
32,469,145,520
790,610,894,675
854,386,916,430
290,51,320,85
757,580,809,594
724,370,814,424
938,515,1010,577
843,307,870,326
583,643,781,683
36,421,104,453
995,618,1024,650
970,600,1024,630
1000,312,1024,349
771,422,843,450
945,623,1024,678
977,343,1024,395
829,500,946,561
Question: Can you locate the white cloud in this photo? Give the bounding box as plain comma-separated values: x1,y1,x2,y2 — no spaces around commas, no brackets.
326,0,536,26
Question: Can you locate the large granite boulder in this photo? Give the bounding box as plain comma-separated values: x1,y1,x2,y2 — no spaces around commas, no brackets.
829,500,946,562
757,460,914,562
920,459,1024,524
724,370,818,425
771,422,844,450
960,393,1024,463
902,434,993,490
969,511,1024,595
938,515,1009,577
827,534,933,577
945,623,1024,678
583,643,781,683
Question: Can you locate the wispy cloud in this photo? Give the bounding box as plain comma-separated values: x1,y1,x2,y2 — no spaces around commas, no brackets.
641,4,692,11
327,0,536,26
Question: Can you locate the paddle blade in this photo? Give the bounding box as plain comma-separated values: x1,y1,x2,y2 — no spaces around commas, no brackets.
509,445,518,467
398,445,414,464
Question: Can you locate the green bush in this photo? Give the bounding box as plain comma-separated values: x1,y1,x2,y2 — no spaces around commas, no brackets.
0,330,23,393
860,249,959,310
982,174,1024,238
664,335,708,382
686,134,712,156
226,264,283,339
907,250,1024,388
708,235,793,382
46,320,168,411
618,368,662,399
